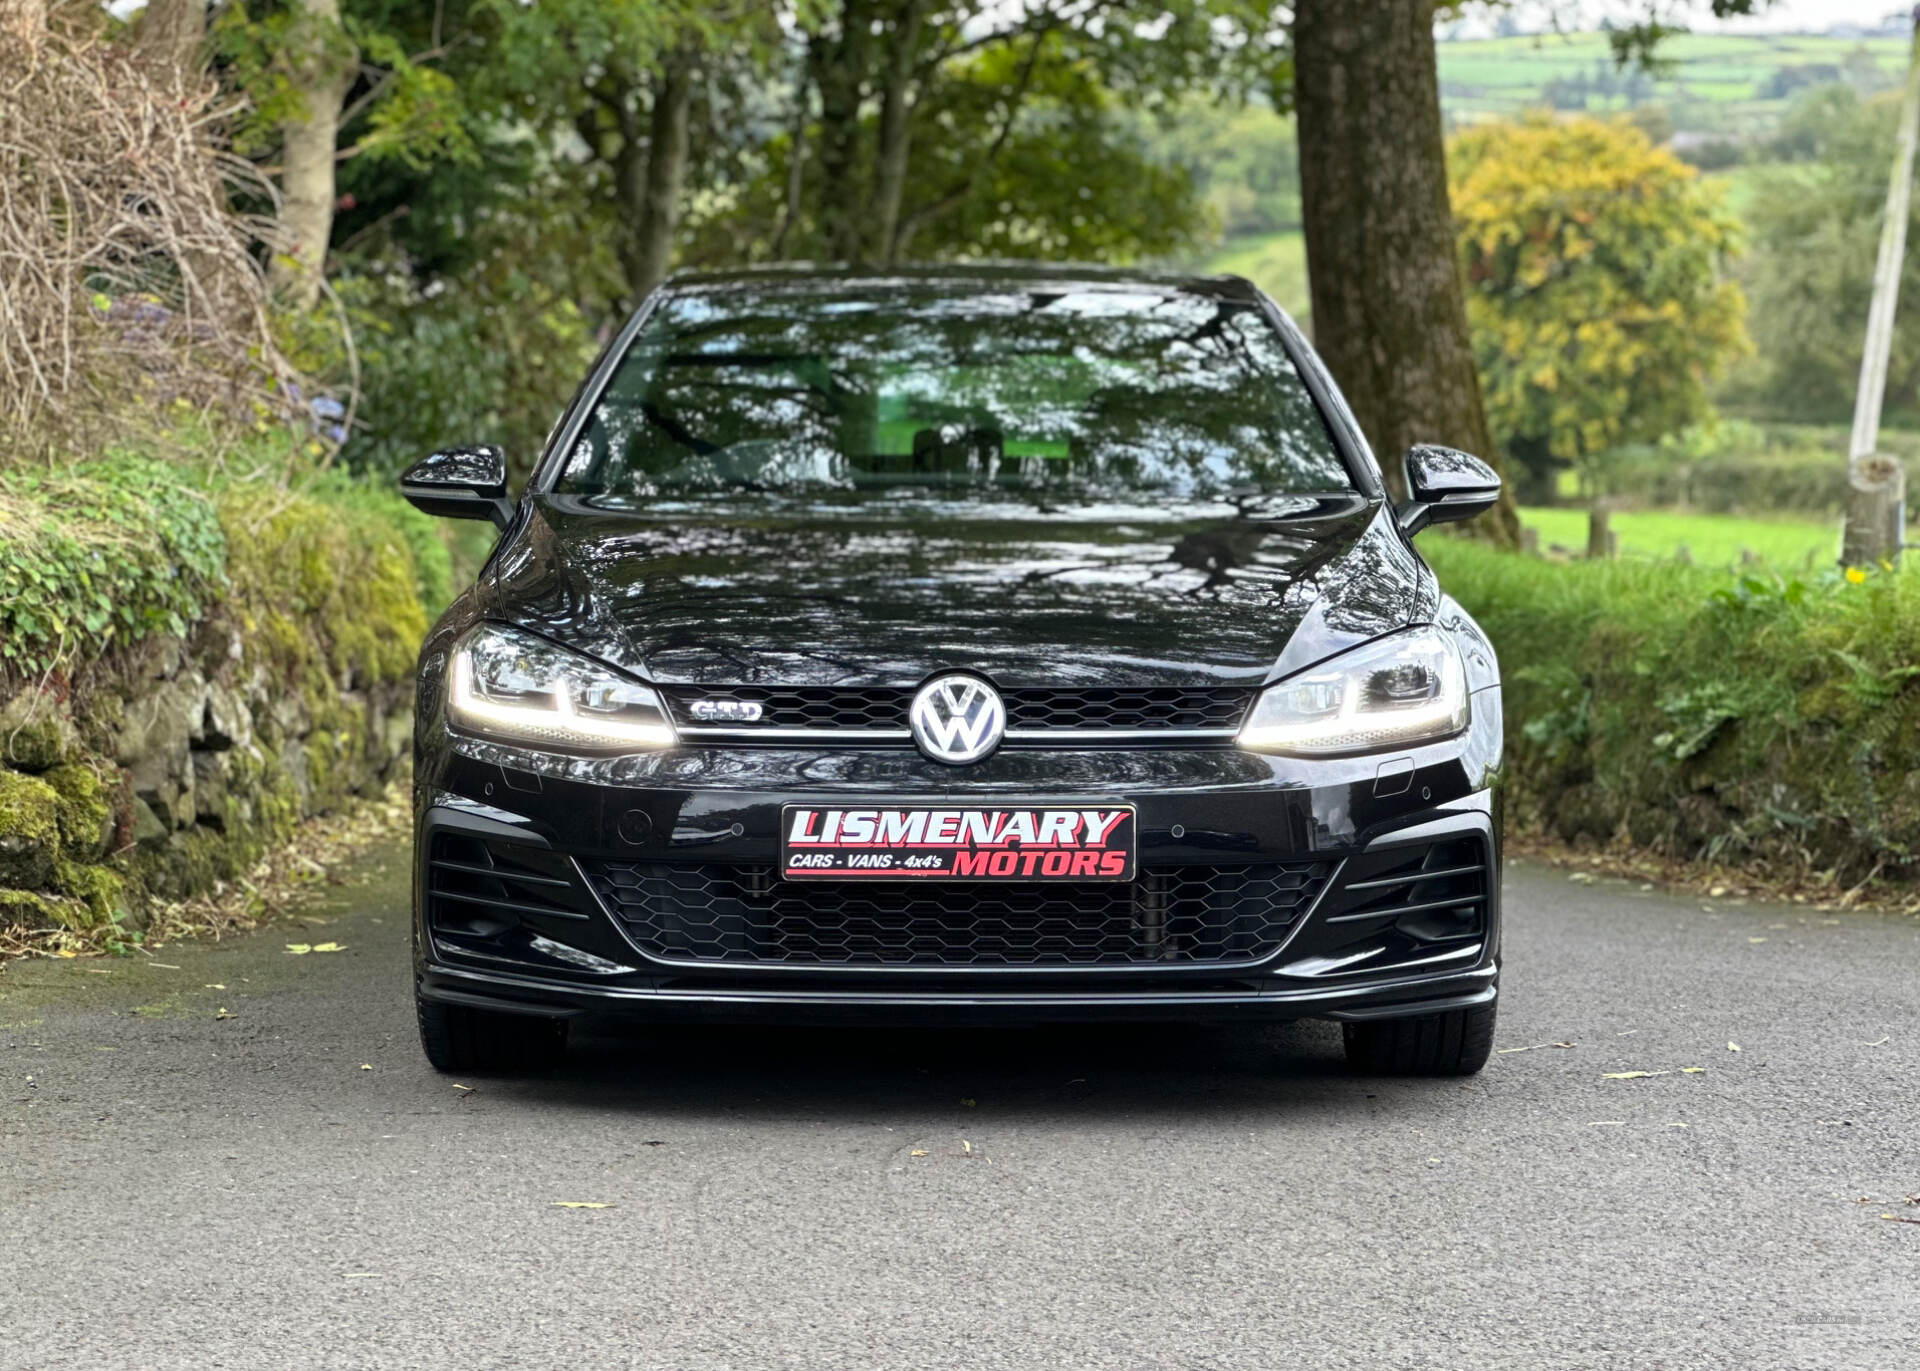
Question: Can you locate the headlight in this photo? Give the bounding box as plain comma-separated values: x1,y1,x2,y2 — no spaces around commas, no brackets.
448,624,676,753
1238,626,1468,757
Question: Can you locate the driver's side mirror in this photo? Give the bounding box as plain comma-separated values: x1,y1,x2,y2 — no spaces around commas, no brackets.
1396,444,1501,538
399,445,513,529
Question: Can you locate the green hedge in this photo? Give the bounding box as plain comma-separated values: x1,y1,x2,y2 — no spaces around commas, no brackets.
1429,538,1920,876
0,457,228,676
0,443,453,684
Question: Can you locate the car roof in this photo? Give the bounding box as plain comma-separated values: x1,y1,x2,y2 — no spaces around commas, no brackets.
661,261,1264,304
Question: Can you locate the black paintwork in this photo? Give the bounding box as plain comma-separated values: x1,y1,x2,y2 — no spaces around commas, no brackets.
405,265,1505,1025
479,493,1432,689
400,444,513,528
1397,445,1503,537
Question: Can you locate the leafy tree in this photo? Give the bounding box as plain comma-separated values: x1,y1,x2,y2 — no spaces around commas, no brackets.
690,32,1212,267
780,0,1273,267
1292,0,1520,541
1449,115,1749,499
1289,0,1772,546
213,0,480,306
1739,85,1920,423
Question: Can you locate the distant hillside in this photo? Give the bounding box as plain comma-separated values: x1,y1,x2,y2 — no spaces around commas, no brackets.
1437,30,1906,130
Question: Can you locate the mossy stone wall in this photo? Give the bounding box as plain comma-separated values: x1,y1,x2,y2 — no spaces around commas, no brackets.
0,468,441,937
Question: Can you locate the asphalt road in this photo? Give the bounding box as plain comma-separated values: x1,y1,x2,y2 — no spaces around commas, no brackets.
3,841,1917,1371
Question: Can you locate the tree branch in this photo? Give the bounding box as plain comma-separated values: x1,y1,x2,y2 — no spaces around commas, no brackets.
892,25,1049,257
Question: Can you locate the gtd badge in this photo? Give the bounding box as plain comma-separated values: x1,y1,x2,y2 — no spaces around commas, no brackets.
690,699,764,723
909,675,1005,764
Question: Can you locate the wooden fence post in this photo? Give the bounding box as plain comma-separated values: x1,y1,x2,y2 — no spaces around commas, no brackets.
1587,502,1614,561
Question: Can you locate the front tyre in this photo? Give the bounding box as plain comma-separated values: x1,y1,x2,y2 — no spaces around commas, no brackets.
1342,1000,1496,1076
416,992,569,1074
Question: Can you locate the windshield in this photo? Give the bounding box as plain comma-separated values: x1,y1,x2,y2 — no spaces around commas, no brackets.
552,284,1355,505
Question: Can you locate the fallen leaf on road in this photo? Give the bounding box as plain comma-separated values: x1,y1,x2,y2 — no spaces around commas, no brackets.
552,1202,614,1209
1568,872,1594,883
1496,1041,1576,1055
1727,1042,1741,1052
1602,1070,1667,1080
146,963,180,970
451,1083,474,1092
214,1007,235,1020
1681,1067,1706,1074
286,944,311,955
909,1149,929,1158
1588,1121,1626,1127
1748,937,1768,944
960,1098,976,1107
962,1140,972,1155
1879,1214,1920,1225
1666,1122,1689,1128
359,1064,372,1071
310,942,345,953
1861,1036,1890,1047
204,983,225,990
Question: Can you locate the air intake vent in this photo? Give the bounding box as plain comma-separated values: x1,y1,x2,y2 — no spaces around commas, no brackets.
582,861,1330,968
1278,836,1490,979
425,831,592,939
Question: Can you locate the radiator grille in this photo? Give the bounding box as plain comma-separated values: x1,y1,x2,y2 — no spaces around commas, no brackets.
660,686,1254,735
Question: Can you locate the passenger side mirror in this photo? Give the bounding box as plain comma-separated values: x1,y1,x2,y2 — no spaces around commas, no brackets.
400,445,513,529
1396,445,1501,538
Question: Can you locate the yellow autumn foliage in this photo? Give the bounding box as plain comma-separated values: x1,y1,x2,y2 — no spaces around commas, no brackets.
1449,115,1750,496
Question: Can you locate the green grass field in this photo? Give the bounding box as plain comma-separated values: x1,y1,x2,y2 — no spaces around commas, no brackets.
1519,506,1846,569
1437,30,1907,123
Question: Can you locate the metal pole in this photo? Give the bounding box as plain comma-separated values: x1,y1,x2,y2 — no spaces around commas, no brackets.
1848,7,1920,463
1839,8,1920,568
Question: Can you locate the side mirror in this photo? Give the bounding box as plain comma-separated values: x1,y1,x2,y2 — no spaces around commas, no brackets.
1396,444,1501,538
399,445,513,528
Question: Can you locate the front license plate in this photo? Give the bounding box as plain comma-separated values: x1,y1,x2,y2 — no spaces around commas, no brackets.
780,804,1136,881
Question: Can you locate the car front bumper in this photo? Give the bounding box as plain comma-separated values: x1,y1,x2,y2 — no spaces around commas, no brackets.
411,704,1504,1027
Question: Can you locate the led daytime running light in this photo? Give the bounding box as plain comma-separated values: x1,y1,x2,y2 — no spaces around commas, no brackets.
448,640,675,751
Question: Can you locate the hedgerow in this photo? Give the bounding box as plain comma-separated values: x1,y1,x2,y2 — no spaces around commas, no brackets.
0,457,228,677
1429,538,1920,877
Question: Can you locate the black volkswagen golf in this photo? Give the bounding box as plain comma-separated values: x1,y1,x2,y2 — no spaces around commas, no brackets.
399,264,1506,1076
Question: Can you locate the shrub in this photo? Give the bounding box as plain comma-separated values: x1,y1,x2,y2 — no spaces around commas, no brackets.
1429,539,1920,877
0,456,227,677
0,9,291,459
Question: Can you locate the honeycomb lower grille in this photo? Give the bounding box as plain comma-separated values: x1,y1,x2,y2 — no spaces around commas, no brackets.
583,861,1331,968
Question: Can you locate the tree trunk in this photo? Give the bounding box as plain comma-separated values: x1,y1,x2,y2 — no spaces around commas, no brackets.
872,0,926,263
628,51,695,301
770,60,811,260
1292,0,1520,547
135,0,205,81
603,78,650,299
811,0,875,263
268,0,356,310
